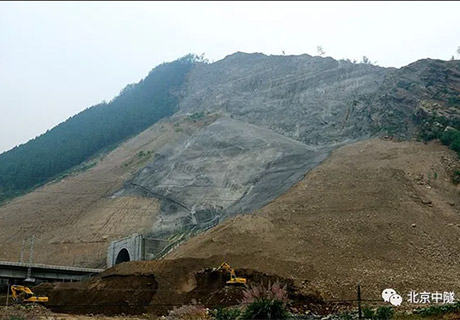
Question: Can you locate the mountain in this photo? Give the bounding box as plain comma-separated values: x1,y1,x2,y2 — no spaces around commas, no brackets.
0,52,459,272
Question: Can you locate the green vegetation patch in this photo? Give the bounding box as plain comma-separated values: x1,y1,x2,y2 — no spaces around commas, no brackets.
0,54,204,204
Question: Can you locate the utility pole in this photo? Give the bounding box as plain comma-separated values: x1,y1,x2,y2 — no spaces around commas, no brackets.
5,279,9,307
19,239,26,263
357,283,362,320
25,235,35,283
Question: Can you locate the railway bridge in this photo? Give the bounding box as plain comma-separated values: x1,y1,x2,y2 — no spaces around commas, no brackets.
0,260,103,289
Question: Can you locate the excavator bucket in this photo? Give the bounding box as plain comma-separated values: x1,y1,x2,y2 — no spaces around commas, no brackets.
227,277,247,286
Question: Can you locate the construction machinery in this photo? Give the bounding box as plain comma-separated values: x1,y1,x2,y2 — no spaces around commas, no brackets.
214,262,247,286
10,285,48,304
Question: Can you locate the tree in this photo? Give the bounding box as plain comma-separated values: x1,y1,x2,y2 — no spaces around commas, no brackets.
362,56,371,64
316,45,325,56
457,46,460,59
0,54,198,204
197,53,209,64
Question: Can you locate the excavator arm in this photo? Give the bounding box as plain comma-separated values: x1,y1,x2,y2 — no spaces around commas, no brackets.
215,262,247,285
11,285,48,303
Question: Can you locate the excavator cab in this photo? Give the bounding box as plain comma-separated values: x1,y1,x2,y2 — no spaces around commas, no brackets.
11,285,48,304
214,262,247,286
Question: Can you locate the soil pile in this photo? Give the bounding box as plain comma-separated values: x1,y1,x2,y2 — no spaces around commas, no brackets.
36,258,327,316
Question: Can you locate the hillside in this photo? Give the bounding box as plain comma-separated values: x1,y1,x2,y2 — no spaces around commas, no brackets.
168,138,460,299
0,54,200,204
0,114,217,267
3,53,459,206
1,52,460,271
33,138,460,316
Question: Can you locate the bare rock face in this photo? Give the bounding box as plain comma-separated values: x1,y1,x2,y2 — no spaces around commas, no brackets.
117,118,335,235
179,53,460,143
178,52,388,145
370,58,460,139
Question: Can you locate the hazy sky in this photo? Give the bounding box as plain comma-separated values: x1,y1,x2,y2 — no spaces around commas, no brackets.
1,1,459,153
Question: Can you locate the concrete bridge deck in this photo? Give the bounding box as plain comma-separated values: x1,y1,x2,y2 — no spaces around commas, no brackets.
0,260,104,283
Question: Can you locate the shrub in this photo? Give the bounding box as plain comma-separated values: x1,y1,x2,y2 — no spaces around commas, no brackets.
240,281,290,319
188,112,205,121
241,299,289,320
453,170,460,185
440,130,460,146
375,306,394,320
414,302,460,317
210,307,241,320
447,96,460,106
451,138,460,153
339,311,353,320
242,280,289,305
363,306,375,319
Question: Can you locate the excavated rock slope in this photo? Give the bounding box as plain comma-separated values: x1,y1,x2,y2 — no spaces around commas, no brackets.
169,138,460,300
179,53,460,142
118,117,335,236
179,52,388,145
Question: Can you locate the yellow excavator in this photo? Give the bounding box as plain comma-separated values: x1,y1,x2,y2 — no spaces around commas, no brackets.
10,285,48,304
214,262,247,286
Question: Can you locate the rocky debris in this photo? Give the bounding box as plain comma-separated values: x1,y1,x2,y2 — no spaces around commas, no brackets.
421,199,433,206
0,304,52,320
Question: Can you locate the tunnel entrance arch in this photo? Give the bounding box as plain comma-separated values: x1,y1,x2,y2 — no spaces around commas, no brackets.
107,233,144,267
115,248,130,265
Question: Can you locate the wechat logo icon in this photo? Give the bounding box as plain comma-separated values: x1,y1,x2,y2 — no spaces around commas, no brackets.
382,288,402,306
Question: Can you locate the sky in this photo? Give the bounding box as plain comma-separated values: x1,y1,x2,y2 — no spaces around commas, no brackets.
1,1,459,153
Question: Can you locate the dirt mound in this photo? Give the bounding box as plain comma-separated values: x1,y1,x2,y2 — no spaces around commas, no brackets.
169,139,460,300
36,258,327,316
36,274,157,315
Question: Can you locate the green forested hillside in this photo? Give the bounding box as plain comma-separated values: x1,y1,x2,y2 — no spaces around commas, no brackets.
0,54,200,203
